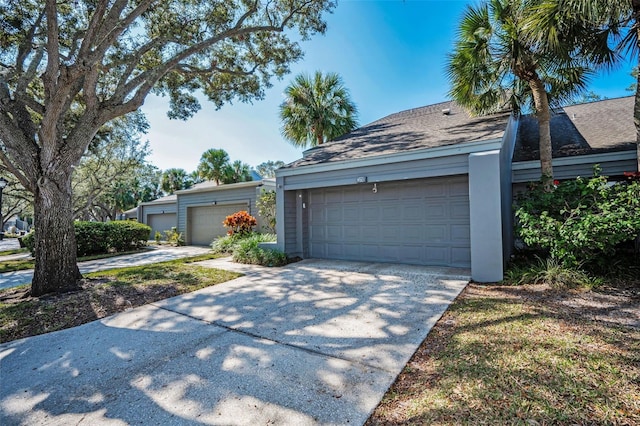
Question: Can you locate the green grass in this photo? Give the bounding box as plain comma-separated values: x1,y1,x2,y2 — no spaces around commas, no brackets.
0,258,35,273
0,248,29,256
368,286,640,425
0,253,239,343
0,248,161,273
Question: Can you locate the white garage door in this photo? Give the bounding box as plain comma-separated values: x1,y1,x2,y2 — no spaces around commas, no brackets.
308,175,471,267
188,204,247,246
147,213,177,239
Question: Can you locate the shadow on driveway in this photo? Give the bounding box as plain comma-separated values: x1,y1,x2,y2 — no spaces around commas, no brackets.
0,259,469,425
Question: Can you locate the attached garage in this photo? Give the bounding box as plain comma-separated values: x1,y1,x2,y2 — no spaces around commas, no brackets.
307,176,470,267
175,179,276,246
137,194,178,239
147,213,177,239
187,203,247,246
276,101,516,282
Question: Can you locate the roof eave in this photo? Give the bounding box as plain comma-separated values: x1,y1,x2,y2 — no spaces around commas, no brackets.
277,137,505,178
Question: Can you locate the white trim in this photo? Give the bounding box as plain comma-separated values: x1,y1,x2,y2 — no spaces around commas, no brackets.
277,138,503,177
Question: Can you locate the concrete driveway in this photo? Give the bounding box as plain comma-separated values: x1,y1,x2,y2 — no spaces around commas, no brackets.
0,258,469,425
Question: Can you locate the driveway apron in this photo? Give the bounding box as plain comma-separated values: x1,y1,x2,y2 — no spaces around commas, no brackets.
0,259,469,425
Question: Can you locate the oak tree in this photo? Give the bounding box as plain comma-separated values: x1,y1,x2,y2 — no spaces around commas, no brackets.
0,0,334,296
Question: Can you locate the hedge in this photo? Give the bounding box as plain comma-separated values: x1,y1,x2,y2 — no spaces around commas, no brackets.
22,221,151,257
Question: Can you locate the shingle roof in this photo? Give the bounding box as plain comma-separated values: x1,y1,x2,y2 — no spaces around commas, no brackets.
513,96,635,162
145,194,177,204
283,101,511,168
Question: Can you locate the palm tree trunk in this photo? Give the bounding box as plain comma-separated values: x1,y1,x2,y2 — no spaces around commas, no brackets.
528,77,554,187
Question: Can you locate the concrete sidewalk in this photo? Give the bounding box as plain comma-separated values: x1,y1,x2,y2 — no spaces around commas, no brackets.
0,258,469,425
0,245,212,290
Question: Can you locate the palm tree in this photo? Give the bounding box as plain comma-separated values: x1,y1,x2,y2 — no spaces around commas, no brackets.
197,149,230,185
525,0,636,169
161,168,193,194
279,71,358,148
222,160,253,184
447,0,595,184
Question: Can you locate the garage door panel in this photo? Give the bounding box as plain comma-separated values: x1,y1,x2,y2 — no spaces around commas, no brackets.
449,181,469,196
327,226,342,239
188,204,245,246
423,183,446,197
326,243,343,257
362,207,379,221
344,227,359,239
425,204,446,219
343,206,360,221
451,247,471,267
360,226,379,242
381,205,400,221
451,224,470,241
424,225,446,241
308,175,470,268
147,213,177,239
450,201,470,219
403,205,422,221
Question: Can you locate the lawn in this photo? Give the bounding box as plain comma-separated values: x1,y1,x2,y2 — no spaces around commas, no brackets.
366,283,640,425
0,248,157,273
0,254,240,343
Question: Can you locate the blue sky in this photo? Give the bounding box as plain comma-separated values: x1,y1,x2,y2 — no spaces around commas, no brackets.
141,0,635,173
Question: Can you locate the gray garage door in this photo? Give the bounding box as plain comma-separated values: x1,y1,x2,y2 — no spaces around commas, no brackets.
188,204,247,246
147,213,177,239
308,175,471,267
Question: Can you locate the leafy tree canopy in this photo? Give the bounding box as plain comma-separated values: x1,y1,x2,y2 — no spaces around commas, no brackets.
0,0,335,296
256,160,285,178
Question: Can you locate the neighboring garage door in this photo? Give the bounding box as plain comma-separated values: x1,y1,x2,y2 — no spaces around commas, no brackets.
188,204,247,246
147,213,177,239
308,175,471,267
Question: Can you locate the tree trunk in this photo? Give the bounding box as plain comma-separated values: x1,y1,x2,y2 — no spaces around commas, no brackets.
31,173,82,296
528,77,554,187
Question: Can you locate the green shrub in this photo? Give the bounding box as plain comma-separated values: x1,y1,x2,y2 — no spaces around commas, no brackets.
257,189,276,233
163,227,184,246
20,221,151,257
154,231,162,243
21,231,35,254
503,257,601,289
75,221,110,256
106,221,151,252
515,167,640,267
211,232,245,254
231,233,286,266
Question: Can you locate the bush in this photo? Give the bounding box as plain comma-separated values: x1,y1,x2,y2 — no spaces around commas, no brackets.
503,256,600,289
515,167,640,267
232,234,287,267
75,221,110,256
223,211,257,235
163,227,184,246
212,232,285,266
106,221,151,252
21,221,151,257
211,232,246,254
21,231,35,254
257,189,276,233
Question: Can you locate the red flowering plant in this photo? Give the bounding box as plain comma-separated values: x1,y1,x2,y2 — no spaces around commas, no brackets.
223,211,257,236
